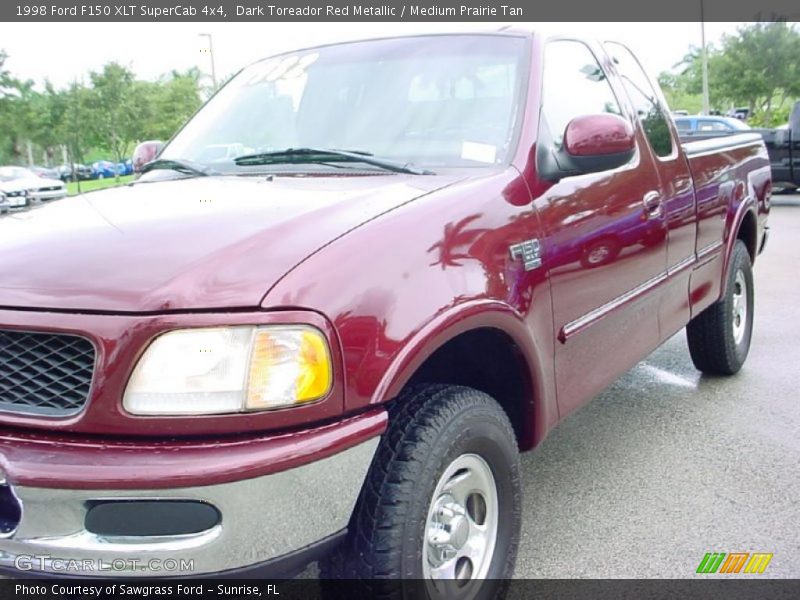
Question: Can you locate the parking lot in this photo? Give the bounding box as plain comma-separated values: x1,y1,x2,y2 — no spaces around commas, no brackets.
512,194,799,578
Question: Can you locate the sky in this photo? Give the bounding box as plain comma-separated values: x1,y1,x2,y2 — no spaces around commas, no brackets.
0,22,750,90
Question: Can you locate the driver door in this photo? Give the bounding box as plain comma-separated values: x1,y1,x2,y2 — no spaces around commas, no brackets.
531,40,669,417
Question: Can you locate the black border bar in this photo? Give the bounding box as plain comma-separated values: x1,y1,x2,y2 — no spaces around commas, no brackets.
4,579,800,599
3,0,800,22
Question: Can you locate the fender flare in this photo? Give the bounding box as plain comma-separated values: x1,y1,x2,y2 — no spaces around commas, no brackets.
721,197,757,296
369,299,555,450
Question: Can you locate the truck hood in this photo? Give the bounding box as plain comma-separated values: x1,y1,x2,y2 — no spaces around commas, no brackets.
0,174,462,312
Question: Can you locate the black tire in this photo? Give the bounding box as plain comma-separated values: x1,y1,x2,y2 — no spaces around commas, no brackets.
321,384,521,599
686,240,754,375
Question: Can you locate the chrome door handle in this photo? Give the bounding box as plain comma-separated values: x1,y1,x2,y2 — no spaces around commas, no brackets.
642,191,663,219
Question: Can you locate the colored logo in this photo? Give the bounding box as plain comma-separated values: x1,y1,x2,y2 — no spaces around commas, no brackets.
696,552,773,574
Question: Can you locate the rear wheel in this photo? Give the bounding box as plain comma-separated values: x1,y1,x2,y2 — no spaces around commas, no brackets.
686,239,754,374
322,384,521,599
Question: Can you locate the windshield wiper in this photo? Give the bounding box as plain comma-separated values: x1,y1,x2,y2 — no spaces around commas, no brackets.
233,147,434,175
140,158,221,177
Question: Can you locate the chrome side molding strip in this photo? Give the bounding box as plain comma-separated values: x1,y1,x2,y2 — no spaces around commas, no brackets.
559,272,667,342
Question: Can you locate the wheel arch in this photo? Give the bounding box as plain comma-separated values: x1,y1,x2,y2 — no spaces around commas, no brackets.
722,201,758,296
370,300,555,451
734,206,758,263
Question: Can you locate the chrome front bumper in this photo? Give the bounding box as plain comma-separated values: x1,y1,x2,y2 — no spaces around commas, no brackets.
30,189,66,201
0,437,378,577
2,196,27,208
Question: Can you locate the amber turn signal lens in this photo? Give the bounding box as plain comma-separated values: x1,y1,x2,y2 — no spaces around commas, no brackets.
245,327,332,410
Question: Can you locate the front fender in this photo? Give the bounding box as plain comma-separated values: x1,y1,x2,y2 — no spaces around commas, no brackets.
370,299,555,450
261,167,555,448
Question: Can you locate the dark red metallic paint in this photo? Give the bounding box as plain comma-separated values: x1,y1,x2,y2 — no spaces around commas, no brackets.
0,174,463,312
0,409,386,489
0,32,771,489
564,114,635,157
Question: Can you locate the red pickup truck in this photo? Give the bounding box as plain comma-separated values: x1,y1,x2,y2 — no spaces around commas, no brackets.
0,32,770,591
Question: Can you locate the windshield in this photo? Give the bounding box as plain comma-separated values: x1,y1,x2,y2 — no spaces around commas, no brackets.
0,166,35,182
161,35,527,172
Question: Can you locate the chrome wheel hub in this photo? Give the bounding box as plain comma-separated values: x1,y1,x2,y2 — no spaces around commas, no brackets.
423,454,498,590
427,495,470,565
732,270,747,345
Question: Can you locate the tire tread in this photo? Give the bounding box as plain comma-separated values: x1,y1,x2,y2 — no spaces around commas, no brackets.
321,384,519,593
686,240,753,375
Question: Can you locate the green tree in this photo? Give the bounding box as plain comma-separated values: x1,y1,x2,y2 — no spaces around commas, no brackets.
60,82,94,170
0,50,13,97
154,68,203,139
139,68,202,141
666,23,800,126
657,70,704,114
33,83,70,163
0,53,203,167
88,63,142,178
666,44,728,113
0,50,28,163
712,22,800,125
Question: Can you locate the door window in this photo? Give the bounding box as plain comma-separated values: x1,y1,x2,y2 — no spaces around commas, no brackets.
540,41,623,148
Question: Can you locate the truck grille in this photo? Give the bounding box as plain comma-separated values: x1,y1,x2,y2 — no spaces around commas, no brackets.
0,330,95,416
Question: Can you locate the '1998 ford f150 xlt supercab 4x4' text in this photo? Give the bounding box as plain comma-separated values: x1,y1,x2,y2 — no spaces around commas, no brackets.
0,32,769,594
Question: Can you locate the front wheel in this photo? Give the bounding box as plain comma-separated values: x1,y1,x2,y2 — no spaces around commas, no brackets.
686,239,754,374
322,385,521,599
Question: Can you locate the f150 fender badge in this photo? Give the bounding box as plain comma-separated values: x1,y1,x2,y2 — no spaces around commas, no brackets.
509,239,542,271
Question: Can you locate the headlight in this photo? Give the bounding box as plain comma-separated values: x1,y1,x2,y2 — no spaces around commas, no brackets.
5,190,26,198
123,326,332,415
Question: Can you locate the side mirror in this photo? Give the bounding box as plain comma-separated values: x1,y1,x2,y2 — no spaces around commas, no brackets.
132,140,165,174
539,114,635,182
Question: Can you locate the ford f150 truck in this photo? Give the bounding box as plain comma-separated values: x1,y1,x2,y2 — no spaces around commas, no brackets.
0,32,770,593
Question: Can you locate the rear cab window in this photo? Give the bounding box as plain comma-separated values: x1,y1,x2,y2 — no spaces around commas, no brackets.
604,42,675,159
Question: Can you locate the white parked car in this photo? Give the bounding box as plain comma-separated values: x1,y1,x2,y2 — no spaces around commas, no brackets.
0,183,28,212
0,166,67,203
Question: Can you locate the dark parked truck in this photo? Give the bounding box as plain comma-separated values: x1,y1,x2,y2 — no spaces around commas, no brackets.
0,32,770,592
757,100,800,192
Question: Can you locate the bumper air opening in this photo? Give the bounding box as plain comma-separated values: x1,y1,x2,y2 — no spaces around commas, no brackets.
85,500,221,537
0,484,22,535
